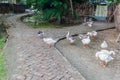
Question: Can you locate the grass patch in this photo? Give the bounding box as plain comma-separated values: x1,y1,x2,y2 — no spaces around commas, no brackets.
27,22,62,28
0,36,7,80
21,13,63,28
0,50,7,80
0,37,6,48
0,24,8,80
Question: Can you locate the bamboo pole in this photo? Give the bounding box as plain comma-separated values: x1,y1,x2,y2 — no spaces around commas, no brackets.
70,0,74,17
116,33,120,42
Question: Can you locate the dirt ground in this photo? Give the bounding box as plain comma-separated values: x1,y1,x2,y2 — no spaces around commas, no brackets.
3,13,120,80
56,29,120,80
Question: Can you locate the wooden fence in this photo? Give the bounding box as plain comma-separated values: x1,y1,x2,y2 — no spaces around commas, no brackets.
74,2,116,22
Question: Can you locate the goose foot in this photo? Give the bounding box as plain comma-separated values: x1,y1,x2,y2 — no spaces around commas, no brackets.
69,42,73,45
48,45,51,48
84,45,89,48
96,57,99,60
91,36,95,40
100,62,106,68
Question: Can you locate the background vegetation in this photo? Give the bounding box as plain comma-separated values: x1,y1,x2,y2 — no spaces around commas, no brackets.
0,23,8,80
25,0,119,24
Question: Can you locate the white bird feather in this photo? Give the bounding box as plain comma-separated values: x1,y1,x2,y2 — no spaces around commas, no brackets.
78,34,91,48
87,31,97,38
101,41,108,49
96,51,114,63
43,37,58,47
66,31,75,44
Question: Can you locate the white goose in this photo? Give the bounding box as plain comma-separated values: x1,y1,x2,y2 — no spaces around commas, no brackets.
100,41,108,49
87,18,93,27
38,31,44,38
82,17,93,27
82,17,87,26
78,34,91,48
87,31,97,39
43,37,58,48
66,31,75,45
100,50,116,57
95,51,114,67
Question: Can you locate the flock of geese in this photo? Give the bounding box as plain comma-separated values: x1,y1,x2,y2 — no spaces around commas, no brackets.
37,18,117,68
37,30,97,48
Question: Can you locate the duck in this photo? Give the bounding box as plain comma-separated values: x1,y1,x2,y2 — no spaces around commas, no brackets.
66,31,75,45
87,31,97,39
86,18,93,27
100,41,108,49
100,50,116,57
78,34,91,48
95,51,114,67
43,37,58,48
82,17,87,26
38,31,44,38
78,34,86,39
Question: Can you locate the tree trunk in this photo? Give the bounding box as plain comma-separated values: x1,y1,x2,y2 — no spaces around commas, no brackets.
69,0,74,17
114,4,120,31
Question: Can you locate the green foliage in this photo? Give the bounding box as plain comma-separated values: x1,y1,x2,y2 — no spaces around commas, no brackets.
18,0,27,4
36,0,69,24
0,29,7,80
33,11,47,24
0,50,7,80
25,0,120,24
0,37,6,48
22,11,47,25
26,0,93,24
0,24,8,80
108,0,120,4
26,0,35,8
23,11,62,28
28,23,59,28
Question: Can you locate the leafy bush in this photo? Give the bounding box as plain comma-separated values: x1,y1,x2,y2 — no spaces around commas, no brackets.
0,50,7,80
37,0,69,24
0,37,6,48
0,25,7,80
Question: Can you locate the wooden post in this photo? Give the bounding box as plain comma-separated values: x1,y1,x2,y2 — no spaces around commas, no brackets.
69,0,74,17
114,4,120,31
116,33,120,42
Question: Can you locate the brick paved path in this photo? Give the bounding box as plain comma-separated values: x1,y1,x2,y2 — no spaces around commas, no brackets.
5,14,85,80
5,13,115,80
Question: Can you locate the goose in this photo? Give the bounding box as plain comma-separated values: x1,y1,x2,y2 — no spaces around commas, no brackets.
95,51,114,67
78,34,86,39
78,34,91,48
82,17,87,26
82,17,93,27
100,50,116,57
109,50,116,56
86,18,93,27
43,37,58,48
66,31,75,45
38,31,44,38
87,31,97,39
100,41,108,49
